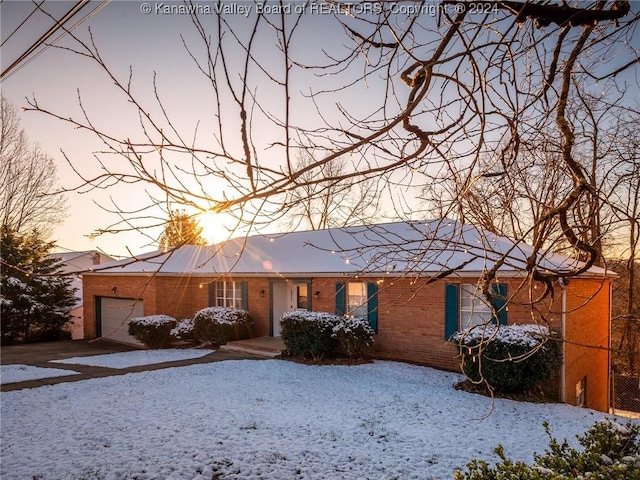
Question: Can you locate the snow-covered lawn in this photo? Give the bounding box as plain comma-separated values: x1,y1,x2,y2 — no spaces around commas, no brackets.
1,359,631,479
49,348,215,370
0,365,79,384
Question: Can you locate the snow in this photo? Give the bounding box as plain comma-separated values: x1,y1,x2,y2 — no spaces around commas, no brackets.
129,314,177,327
2,359,634,479
451,324,550,348
89,220,610,278
1,364,79,384
49,348,214,369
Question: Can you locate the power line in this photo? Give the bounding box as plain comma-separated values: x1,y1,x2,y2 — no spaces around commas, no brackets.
1,0,110,81
0,0,46,48
1,0,92,80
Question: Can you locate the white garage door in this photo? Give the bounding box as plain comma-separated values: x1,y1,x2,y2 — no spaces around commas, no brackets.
98,297,144,346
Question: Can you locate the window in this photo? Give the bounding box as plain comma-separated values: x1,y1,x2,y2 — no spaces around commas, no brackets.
459,284,493,329
209,281,247,309
296,284,308,310
335,281,379,332
445,283,507,340
347,282,368,319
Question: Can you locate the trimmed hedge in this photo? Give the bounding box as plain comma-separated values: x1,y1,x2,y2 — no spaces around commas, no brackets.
281,311,374,360
455,420,640,479
170,318,195,342
192,307,252,344
128,314,177,348
451,324,562,393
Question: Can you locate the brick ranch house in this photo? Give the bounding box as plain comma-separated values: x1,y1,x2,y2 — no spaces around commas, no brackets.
83,220,613,412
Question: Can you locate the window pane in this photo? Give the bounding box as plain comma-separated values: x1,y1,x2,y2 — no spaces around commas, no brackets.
347,282,367,319
460,283,492,329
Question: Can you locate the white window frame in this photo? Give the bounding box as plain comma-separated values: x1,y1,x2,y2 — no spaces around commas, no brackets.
459,283,492,329
216,281,243,309
347,282,368,320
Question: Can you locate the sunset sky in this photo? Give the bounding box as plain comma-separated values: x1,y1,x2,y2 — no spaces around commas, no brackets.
2,1,639,258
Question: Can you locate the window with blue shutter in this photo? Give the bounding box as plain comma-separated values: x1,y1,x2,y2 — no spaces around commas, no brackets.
445,282,508,340
490,283,507,325
335,281,378,333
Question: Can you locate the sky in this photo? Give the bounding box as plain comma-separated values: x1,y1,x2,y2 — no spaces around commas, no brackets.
1,0,371,257
1,1,639,258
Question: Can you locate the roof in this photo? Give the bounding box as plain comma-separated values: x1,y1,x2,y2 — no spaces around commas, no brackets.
86,220,611,279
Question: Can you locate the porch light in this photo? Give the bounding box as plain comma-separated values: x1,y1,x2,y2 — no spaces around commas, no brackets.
260,289,265,298
314,290,320,299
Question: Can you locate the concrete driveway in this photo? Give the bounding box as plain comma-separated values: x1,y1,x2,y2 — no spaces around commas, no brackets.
1,339,256,392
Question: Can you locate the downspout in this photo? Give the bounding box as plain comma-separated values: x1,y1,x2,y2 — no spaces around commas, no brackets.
609,279,613,413
561,286,567,404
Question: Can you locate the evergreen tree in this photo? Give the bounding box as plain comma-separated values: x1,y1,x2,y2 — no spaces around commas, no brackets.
0,226,76,344
159,210,207,249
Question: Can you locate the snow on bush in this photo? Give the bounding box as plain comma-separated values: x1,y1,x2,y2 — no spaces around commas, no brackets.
451,323,562,393
128,315,177,348
192,307,252,344
281,311,374,359
455,419,640,480
170,318,195,341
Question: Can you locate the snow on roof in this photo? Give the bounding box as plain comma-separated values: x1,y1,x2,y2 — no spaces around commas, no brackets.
88,220,610,278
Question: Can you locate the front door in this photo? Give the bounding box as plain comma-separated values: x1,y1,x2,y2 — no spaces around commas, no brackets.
271,280,310,337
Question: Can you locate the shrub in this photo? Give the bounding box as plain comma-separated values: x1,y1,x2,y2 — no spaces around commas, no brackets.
451,324,562,393
332,317,374,358
454,419,640,480
128,314,177,348
281,312,341,359
281,312,374,359
192,306,252,344
170,318,195,342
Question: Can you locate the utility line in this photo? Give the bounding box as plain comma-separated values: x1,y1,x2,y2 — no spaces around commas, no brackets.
0,0,46,48
1,0,92,80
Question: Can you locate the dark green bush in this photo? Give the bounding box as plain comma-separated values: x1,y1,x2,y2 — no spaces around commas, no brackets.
170,318,195,342
192,307,252,344
128,314,177,348
455,419,640,480
332,317,374,358
451,324,562,393
281,312,341,359
281,312,374,359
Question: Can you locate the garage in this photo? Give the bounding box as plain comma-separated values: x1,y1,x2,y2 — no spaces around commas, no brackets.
97,297,144,346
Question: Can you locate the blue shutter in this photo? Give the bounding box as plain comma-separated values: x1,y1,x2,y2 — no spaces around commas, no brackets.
241,281,249,310
444,284,459,340
491,283,507,325
367,282,378,333
335,282,346,316
208,282,217,306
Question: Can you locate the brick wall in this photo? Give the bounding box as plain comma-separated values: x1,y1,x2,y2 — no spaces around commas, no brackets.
564,278,610,412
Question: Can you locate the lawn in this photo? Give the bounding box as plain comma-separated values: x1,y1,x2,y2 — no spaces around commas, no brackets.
0,358,627,479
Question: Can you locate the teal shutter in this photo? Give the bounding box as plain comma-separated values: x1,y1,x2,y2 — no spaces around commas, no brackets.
444,284,459,340
208,282,217,306
491,283,507,325
335,282,346,315
241,281,249,310
367,282,378,333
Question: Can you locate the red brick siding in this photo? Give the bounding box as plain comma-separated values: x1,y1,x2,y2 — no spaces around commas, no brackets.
564,278,610,412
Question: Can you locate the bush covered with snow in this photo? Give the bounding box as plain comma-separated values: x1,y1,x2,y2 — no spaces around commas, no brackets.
332,317,374,358
170,318,195,342
281,312,374,359
192,307,252,344
451,324,561,393
128,315,177,348
455,419,640,480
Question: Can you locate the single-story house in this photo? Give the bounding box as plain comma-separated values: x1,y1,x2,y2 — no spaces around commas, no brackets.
83,220,613,411
50,250,115,339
